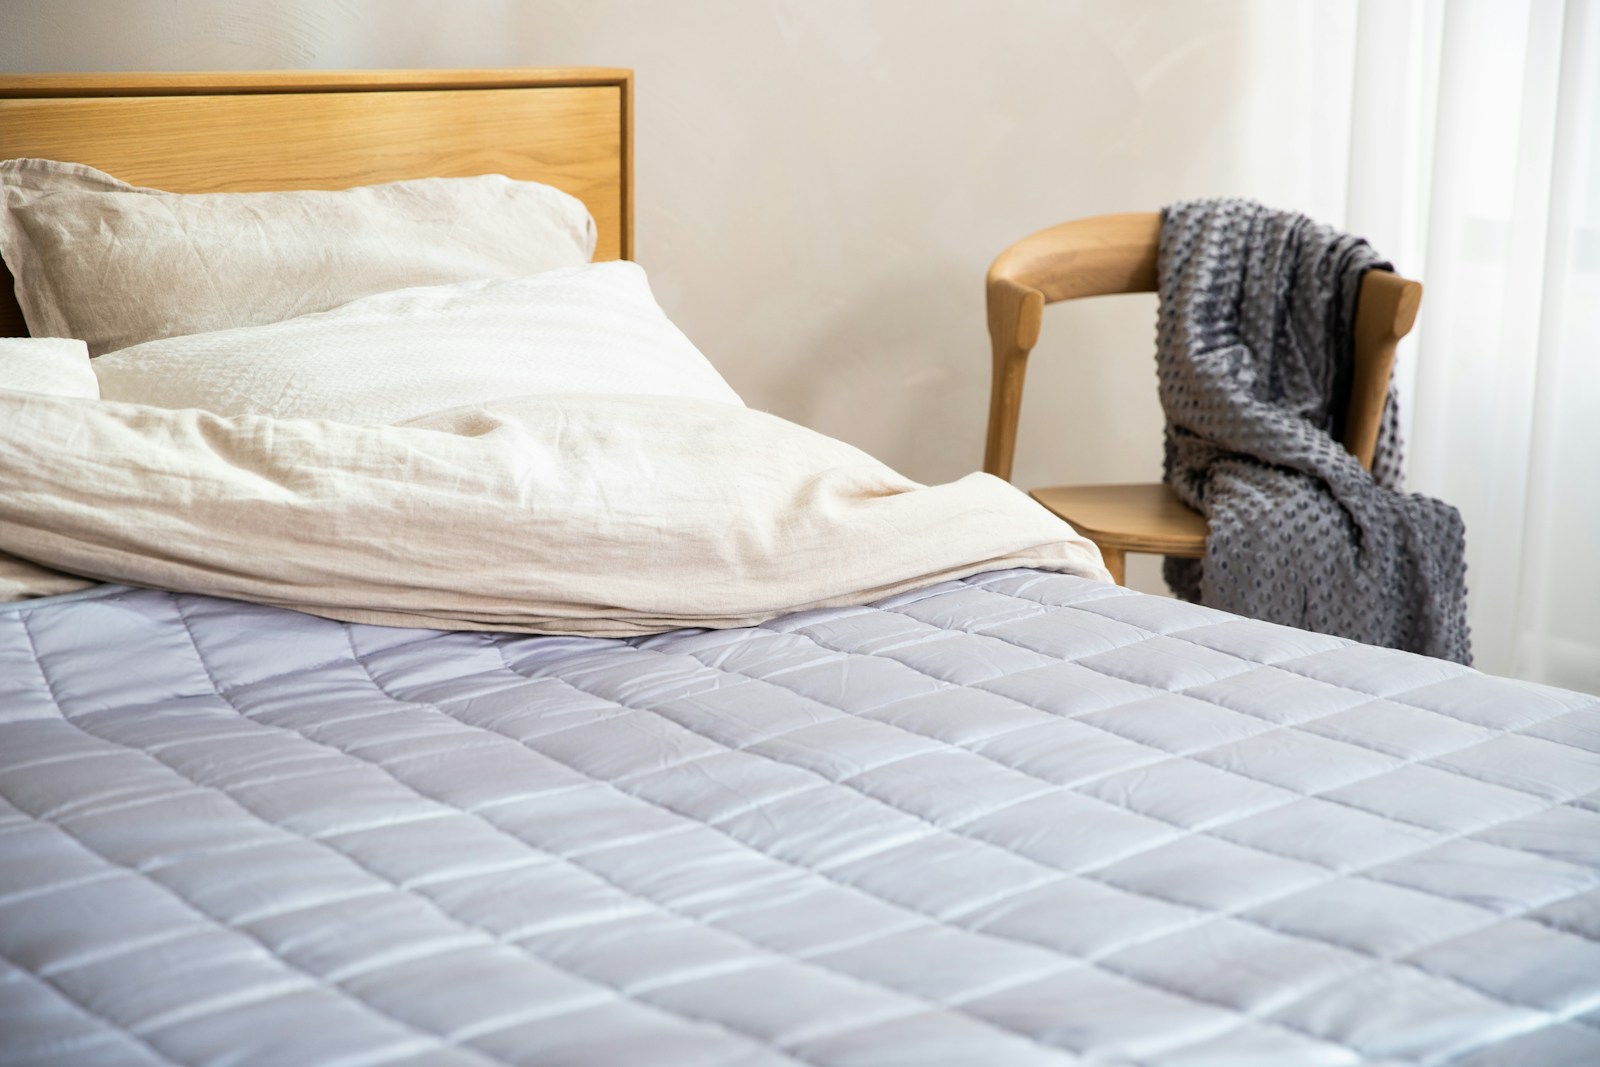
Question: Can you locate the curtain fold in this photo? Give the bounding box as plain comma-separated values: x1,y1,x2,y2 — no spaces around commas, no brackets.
1345,0,1599,693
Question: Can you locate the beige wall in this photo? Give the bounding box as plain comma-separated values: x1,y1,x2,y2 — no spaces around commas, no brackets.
0,0,1355,594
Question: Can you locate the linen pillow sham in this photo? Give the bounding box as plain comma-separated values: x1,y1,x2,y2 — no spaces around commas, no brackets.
0,337,99,601
94,262,743,424
0,158,597,355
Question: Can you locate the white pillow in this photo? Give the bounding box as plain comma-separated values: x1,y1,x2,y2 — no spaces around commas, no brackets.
94,262,742,424
0,336,97,398
0,158,597,355
0,337,99,601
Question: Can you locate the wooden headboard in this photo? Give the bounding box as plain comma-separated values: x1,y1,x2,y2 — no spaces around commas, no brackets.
0,68,633,338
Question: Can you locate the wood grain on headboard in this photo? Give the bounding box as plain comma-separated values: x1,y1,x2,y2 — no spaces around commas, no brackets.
0,68,633,338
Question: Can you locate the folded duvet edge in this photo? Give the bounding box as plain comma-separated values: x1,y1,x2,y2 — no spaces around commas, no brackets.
0,392,1111,635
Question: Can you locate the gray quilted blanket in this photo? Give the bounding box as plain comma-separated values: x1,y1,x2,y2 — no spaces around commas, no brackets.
1156,199,1472,664
4,572,1599,1066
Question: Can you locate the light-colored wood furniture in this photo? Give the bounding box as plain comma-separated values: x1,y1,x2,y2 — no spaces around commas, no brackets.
985,211,1422,585
0,68,633,338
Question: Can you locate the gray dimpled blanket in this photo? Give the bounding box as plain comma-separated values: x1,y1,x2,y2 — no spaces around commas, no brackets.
1157,199,1471,664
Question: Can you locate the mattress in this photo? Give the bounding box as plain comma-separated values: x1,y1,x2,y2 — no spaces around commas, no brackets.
2,569,1598,1067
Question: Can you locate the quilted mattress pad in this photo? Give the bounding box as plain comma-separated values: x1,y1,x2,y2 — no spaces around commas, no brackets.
2,570,1597,1066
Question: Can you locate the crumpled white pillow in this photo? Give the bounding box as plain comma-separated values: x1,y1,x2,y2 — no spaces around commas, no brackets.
0,158,598,355
0,336,99,601
0,336,98,398
94,262,743,424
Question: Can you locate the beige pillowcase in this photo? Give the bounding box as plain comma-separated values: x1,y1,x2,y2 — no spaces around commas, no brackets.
0,337,98,601
94,264,743,424
0,158,598,355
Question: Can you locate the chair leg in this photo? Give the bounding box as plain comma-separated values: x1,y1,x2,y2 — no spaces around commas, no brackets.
1098,546,1126,586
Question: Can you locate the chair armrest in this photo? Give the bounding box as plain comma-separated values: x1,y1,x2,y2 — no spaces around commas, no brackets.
1346,270,1423,469
983,213,1160,480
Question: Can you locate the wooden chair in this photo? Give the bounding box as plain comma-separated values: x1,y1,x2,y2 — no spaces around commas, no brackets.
984,212,1422,585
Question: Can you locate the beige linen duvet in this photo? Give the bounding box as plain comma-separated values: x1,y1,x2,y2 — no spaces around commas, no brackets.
0,392,1109,634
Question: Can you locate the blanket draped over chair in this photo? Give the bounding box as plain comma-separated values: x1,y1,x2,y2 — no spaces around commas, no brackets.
1157,198,1472,664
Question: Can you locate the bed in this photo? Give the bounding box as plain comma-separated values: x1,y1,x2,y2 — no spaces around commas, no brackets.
0,69,1596,1067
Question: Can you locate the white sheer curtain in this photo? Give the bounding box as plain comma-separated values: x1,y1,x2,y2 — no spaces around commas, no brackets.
1343,0,1599,693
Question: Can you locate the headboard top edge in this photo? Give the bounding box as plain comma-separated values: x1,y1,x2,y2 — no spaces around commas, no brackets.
0,68,633,99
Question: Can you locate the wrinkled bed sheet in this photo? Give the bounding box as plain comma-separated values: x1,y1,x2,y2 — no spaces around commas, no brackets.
2,570,1598,1067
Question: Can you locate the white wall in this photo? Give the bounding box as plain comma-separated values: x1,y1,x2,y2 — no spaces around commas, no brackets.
0,0,1358,595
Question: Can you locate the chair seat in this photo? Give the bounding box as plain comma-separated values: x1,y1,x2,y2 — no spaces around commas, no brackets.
1030,482,1207,557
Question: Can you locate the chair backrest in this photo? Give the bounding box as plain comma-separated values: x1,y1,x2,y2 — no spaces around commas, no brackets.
983,211,1423,482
